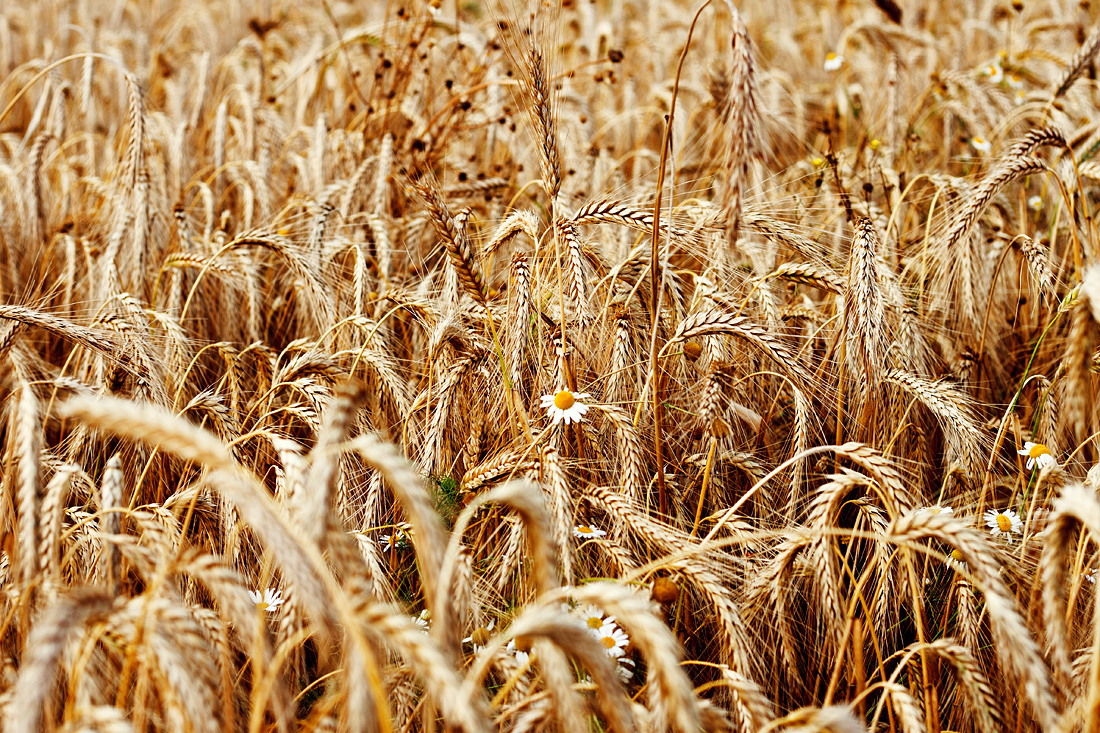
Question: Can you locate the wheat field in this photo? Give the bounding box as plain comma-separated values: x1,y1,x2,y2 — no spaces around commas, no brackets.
2,0,1100,731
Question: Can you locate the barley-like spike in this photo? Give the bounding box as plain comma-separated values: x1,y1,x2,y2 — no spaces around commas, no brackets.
943,156,1046,251
1017,235,1056,299
571,199,693,240
412,179,488,306
1007,126,1067,157
523,46,562,200
98,454,123,592
845,217,886,388
765,261,843,294
670,310,813,387
1053,24,1100,99
16,384,41,584
558,219,589,317
717,0,759,249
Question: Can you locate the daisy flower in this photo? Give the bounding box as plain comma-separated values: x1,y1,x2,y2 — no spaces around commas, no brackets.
506,638,531,666
463,620,495,651
1007,74,1024,90
593,621,630,658
1017,441,1057,471
249,588,284,613
918,505,953,516
411,609,431,633
573,524,606,540
540,389,592,425
971,137,992,154
1087,568,1100,584
575,604,614,631
982,60,1004,83
1028,195,1042,211
945,549,968,573
984,508,1023,542
380,522,413,551
824,52,844,71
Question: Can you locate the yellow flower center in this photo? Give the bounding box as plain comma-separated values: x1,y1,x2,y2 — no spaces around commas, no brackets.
950,549,964,561
257,602,269,611
996,514,1013,532
826,52,837,61
554,391,575,410
974,137,986,144
1028,443,1051,458
577,525,592,534
600,636,616,649
471,627,491,645
586,616,602,629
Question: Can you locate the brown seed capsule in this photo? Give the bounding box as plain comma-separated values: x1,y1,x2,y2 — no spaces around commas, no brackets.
651,577,679,604
683,341,703,361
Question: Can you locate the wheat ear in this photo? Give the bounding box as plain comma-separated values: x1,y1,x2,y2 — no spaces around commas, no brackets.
1053,23,1100,99
412,179,489,306
15,384,41,585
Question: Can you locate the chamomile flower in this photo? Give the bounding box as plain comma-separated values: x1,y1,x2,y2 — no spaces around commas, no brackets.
411,609,431,633
971,137,992,154
249,588,284,613
945,548,968,573
380,522,413,551
573,524,606,540
824,52,844,71
1088,568,1100,584
506,638,531,666
918,505,953,516
1028,195,1042,211
593,621,630,658
1018,441,1057,471
540,389,592,425
982,60,1004,83
463,620,495,651
575,604,614,631
984,508,1023,541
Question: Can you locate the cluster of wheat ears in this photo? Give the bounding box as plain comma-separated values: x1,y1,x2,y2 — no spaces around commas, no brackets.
8,0,1100,731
